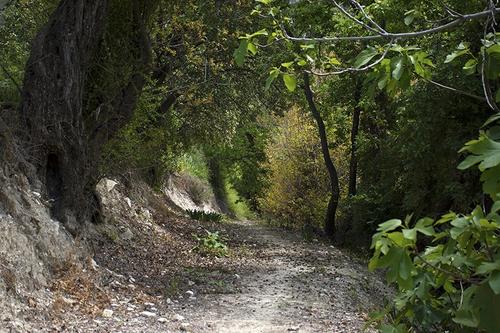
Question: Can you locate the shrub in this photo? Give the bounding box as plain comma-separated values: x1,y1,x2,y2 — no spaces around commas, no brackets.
193,230,228,257
369,131,500,333
187,209,223,223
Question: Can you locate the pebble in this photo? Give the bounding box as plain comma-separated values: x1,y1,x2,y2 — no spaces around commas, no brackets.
158,317,168,323
140,311,157,317
185,290,194,296
102,309,113,318
173,314,185,321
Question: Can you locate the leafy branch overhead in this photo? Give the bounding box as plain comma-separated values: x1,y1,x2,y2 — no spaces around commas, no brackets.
234,0,500,107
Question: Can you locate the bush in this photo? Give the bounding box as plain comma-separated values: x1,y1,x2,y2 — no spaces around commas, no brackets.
187,209,223,223
259,107,331,230
193,230,228,257
369,131,500,333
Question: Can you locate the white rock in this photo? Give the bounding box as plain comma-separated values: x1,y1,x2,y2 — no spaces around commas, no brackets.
166,298,173,304
234,274,241,279
90,259,99,271
158,317,168,323
124,197,132,208
188,280,195,286
140,311,157,318
185,290,194,296
104,179,118,192
173,314,185,321
102,309,113,318
144,302,155,307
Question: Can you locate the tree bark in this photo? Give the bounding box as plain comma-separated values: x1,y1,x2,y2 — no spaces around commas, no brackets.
18,0,154,228
19,0,109,226
348,81,362,197
303,73,340,239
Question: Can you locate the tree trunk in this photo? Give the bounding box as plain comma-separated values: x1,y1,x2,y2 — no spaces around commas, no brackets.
19,0,109,227
348,81,362,197
303,73,340,239
18,0,153,229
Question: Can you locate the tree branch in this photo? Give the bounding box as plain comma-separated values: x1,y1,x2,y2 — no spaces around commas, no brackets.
279,8,500,43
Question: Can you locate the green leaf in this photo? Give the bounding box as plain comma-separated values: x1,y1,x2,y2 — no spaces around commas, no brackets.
391,56,404,81
463,59,478,75
489,271,500,294
445,49,468,63
404,14,414,26
281,61,294,69
402,228,416,241
245,29,268,39
354,47,378,68
282,74,296,92
247,42,257,55
265,68,280,91
234,39,249,66
377,219,402,232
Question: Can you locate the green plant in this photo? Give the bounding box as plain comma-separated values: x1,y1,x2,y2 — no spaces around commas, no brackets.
193,230,228,257
187,209,224,223
369,129,500,332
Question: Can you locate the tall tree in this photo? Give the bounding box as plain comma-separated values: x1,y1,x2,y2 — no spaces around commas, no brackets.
17,0,157,229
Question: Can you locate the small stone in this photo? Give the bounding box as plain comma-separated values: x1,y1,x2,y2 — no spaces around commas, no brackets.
234,274,241,279
144,302,155,307
166,298,173,304
140,311,157,318
189,297,197,301
188,280,195,286
90,259,99,271
173,314,185,321
288,326,299,331
121,228,134,241
185,290,194,297
158,317,168,323
102,309,113,318
180,323,190,331
124,197,132,208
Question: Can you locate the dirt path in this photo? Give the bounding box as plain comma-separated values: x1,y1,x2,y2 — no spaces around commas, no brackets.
179,220,388,333
36,216,390,333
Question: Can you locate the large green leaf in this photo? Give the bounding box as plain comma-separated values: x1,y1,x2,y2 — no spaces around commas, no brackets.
354,47,378,68
282,74,296,92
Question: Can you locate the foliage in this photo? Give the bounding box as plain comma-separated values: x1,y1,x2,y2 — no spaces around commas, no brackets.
259,107,332,229
187,209,223,223
193,230,228,257
368,126,500,332
0,0,58,106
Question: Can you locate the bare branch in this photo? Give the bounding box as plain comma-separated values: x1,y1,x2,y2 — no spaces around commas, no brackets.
423,78,487,102
330,0,381,34
279,8,500,43
348,0,386,34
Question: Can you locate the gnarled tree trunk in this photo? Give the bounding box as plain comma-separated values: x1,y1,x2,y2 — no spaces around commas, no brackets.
303,73,340,240
18,0,154,230
20,0,109,227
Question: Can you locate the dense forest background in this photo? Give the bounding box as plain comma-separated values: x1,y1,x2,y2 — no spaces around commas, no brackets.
1,0,500,332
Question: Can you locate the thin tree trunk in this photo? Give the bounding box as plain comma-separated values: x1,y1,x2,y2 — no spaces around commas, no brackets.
348,81,362,197
303,73,340,239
